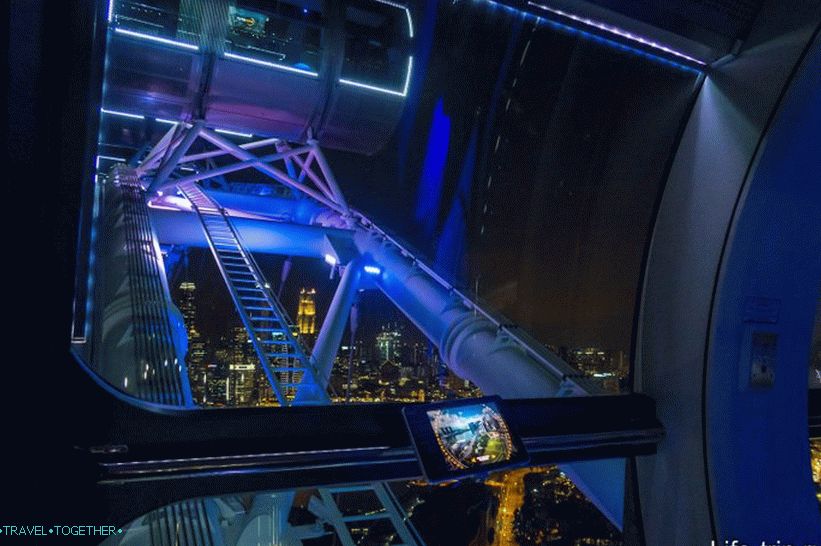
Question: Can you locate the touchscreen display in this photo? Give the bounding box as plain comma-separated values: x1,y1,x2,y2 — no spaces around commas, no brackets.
426,401,518,470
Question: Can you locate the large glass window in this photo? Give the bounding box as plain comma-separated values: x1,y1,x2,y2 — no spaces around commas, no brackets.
73,1,699,544
224,0,323,72
327,1,700,395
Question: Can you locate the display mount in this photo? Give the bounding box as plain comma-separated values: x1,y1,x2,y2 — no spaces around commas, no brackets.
402,396,529,483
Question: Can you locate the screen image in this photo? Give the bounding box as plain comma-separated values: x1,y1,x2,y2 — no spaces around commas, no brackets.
426,402,517,470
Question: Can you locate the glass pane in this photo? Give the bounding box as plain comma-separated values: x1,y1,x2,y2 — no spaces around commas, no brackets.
224,0,323,73
102,471,624,546
341,0,412,91
71,1,700,543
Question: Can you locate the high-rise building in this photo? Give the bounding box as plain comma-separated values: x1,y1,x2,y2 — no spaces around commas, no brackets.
178,281,208,404
296,287,318,349
226,326,257,406
376,325,402,363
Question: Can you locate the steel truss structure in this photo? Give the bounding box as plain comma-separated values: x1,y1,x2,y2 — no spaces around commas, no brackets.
119,121,624,538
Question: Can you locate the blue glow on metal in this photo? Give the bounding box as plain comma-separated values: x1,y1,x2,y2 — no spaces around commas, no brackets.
224,52,319,77
339,56,414,97
155,118,178,125
526,2,705,65
363,265,382,275
101,108,144,120
215,128,254,138
415,98,451,237
113,28,200,51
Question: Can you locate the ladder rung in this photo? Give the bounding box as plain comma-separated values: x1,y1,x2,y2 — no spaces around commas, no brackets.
184,192,319,400
268,352,304,360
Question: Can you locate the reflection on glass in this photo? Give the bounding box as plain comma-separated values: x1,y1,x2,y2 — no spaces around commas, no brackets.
109,0,201,44
224,1,322,72
102,470,623,546
341,0,410,90
76,0,704,542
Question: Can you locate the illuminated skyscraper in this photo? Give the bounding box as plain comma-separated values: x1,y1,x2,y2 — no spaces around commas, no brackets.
296,287,318,348
226,326,256,406
178,281,208,404
376,325,402,363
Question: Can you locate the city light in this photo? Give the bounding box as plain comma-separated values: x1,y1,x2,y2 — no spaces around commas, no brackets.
324,254,338,266
113,28,200,52
224,52,319,77
364,265,382,275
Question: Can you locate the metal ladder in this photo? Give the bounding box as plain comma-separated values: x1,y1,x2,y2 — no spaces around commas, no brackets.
177,180,326,406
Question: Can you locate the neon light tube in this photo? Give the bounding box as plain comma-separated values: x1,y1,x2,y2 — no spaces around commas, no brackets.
215,128,254,138
526,2,705,65
224,52,319,77
339,56,413,97
101,108,144,120
114,28,199,51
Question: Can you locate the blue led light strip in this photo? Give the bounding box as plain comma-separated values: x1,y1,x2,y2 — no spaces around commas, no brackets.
371,0,414,38
101,108,144,120
113,28,200,51
215,128,254,138
526,2,705,66
224,52,319,77
339,56,414,97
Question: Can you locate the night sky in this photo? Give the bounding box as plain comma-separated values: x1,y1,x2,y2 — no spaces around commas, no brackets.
174,248,426,348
